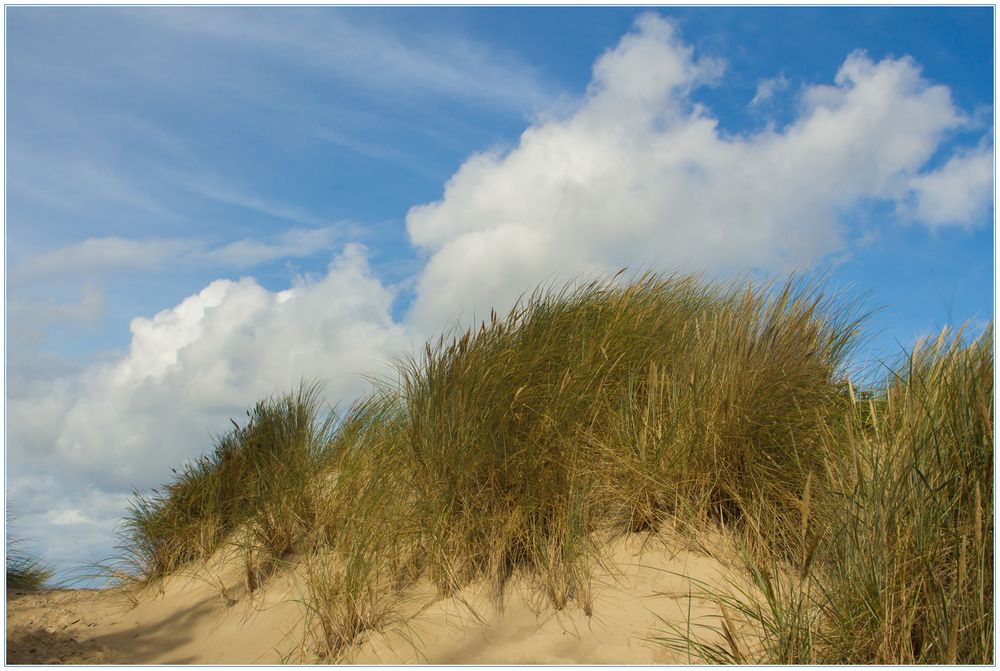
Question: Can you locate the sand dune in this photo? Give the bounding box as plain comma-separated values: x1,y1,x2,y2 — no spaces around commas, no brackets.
6,530,739,664
6,560,305,664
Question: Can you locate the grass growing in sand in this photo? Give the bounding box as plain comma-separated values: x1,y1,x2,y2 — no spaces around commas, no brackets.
655,324,994,664
7,528,53,591
7,551,52,591
119,382,337,585
116,271,992,664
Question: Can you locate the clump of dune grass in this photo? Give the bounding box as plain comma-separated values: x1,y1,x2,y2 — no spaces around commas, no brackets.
6,539,52,591
812,324,994,663
301,393,423,658
6,510,53,591
660,323,994,664
118,381,336,585
121,271,873,659
391,274,862,610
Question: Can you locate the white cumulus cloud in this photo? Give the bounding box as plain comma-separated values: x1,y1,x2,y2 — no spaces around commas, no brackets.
906,143,994,227
405,16,986,332
11,244,408,495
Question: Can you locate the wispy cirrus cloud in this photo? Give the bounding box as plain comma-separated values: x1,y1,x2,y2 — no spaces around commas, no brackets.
11,226,349,281
193,226,347,269
6,5,560,252
8,285,107,348
130,7,559,114
164,171,340,229
11,238,195,281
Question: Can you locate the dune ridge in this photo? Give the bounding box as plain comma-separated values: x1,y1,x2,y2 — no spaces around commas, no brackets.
7,271,992,664
8,529,745,664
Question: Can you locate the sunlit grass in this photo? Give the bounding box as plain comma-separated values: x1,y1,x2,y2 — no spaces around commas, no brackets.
116,270,991,663
656,324,993,664
118,381,337,586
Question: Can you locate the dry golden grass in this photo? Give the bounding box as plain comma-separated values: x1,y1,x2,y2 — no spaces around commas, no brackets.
116,271,991,663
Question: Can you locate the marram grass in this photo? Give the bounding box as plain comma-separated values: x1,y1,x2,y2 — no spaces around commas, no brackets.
119,382,336,585
7,509,53,590
7,540,52,591
116,271,991,663
654,324,994,664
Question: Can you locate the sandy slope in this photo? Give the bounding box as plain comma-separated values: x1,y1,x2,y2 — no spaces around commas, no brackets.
6,567,305,664
7,530,738,664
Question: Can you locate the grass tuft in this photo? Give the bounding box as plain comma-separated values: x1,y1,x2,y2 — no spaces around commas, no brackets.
657,323,993,664
117,381,336,585
7,511,53,591
6,543,52,591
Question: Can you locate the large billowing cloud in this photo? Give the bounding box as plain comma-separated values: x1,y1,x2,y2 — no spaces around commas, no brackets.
7,13,992,573
9,245,408,507
8,244,409,568
405,14,990,331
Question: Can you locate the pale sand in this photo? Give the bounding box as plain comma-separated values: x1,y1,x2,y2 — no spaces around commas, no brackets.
6,530,739,664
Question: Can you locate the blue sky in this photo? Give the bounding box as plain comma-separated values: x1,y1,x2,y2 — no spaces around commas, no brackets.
4,6,994,579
